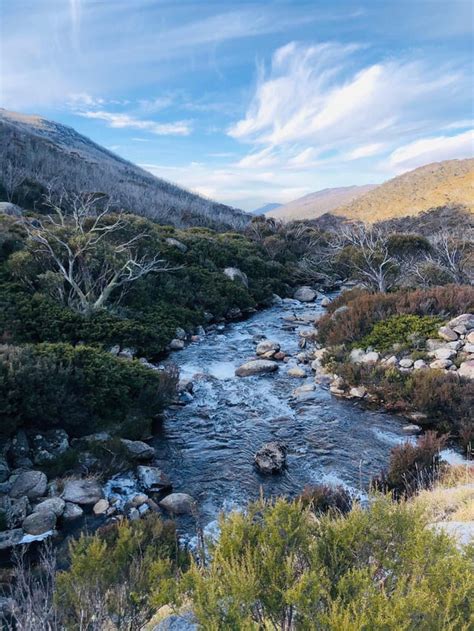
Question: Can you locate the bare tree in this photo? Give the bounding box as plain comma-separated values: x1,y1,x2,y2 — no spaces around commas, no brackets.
19,191,181,314
1,156,27,202
427,229,473,284
330,223,399,292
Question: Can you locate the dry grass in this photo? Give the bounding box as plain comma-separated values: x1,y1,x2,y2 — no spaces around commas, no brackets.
413,464,474,523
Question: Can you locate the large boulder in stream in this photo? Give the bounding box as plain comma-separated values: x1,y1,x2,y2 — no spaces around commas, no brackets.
235,359,279,377
137,466,172,493
294,286,317,302
159,493,195,515
254,441,287,474
62,478,103,505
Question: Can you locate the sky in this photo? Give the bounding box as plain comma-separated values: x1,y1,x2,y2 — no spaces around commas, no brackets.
1,0,473,211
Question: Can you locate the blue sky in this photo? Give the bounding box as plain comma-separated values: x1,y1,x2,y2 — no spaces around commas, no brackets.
1,0,473,210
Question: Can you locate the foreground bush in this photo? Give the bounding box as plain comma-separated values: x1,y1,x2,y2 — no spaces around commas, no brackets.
0,343,177,437
357,313,443,352
178,496,473,630
317,285,474,346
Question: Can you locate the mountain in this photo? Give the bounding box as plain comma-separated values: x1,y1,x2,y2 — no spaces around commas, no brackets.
249,202,283,216
333,159,474,222
0,109,247,230
266,185,376,221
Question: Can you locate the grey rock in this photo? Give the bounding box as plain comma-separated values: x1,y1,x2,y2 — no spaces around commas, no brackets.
120,439,155,461
92,499,110,515
4,496,30,529
254,441,287,474
0,458,9,483
169,339,185,351
165,237,188,253
34,497,65,517
223,267,248,287
256,340,280,356
294,286,316,302
62,502,84,521
433,347,457,361
62,478,103,505
153,612,198,630
320,296,331,307
447,314,474,330
399,358,414,368
30,429,69,466
9,430,30,465
0,529,23,551
159,493,195,515
10,470,47,500
458,360,474,379
175,327,186,340
22,510,56,535
0,202,23,217
413,359,427,370
137,466,172,493
235,359,279,377
437,326,458,342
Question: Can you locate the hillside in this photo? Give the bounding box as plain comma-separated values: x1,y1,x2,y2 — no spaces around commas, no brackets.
333,159,474,222
250,202,282,216
266,185,376,221
0,109,247,230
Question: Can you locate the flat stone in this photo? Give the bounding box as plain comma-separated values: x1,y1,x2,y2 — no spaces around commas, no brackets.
429,359,452,370
438,326,458,342
383,355,398,366
430,521,474,548
433,347,457,360
256,340,280,356
235,360,279,377
159,493,195,515
153,612,198,630
10,470,47,500
93,499,110,515
399,358,413,368
120,439,155,461
22,511,56,535
62,478,103,505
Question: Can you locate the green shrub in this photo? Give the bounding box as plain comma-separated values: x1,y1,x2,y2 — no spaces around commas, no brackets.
0,343,177,437
177,496,473,629
357,314,443,352
299,484,352,515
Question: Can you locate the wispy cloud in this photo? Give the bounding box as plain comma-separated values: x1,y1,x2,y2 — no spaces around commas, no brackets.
387,129,474,171
76,110,192,136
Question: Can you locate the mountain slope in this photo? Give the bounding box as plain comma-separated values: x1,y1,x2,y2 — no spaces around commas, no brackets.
333,159,474,222
250,202,282,216
267,185,376,221
0,109,247,230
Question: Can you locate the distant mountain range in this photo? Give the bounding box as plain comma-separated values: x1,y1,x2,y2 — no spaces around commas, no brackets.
266,185,376,221
265,159,474,223
249,202,283,216
0,109,247,230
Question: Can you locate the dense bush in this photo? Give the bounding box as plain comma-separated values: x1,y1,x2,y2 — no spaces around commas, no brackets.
299,484,353,515
0,343,177,437
317,285,474,346
177,496,473,629
357,314,443,352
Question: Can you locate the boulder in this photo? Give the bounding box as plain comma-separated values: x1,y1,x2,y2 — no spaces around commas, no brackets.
447,314,474,330
62,478,103,505
467,331,474,344
0,529,23,551
433,347,457,361
458,360,474,379
169,339,185,350
254,441,287,474
153,612,198,631
10,471,47,500
360,351,379,364
165,237,188,253
429,359,452,370
437,326,458,342
223,267,248,287
256,340,280,356
34,497,65,517
137,466,172,493
426,338,445,351
402,424,422,435
62,502,84,521
292,384,316,402
349,348,366,363
294,286,316,302
9,430,30,465
349,386,367,398
22,510,56,535
383,355,398,366
399,358,414,368
0,202,23,217
30,429,69,465
120,439,155,461
93,499,110,515
464,343,474,354
288,366,306,378
413,359,427,370
320,296,331,307
159,493,195,515
5,496,30,529
235,360,279,377
175,327,187,340
446,340,464,351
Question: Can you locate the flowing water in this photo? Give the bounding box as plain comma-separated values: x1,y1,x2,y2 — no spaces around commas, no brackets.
145,295,412,537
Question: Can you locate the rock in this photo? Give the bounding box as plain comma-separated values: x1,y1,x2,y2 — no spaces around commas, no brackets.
320,296,331,307
402,424,422,435
288,366,306,378
62,478,103,505
293,384,316,401
274,351,286,361
34,497,65,517
223,267,248,287
62,502,83,521
256,340,280,356
438,326,458,342
433,347,457,360
0,458,9,483
464,343,474,354
429,359,452,370
159,493,195,515
426,338,445,351
399,358,414,368
430,521,474,548
383,355,398,366
22,511,56,535
447,314,474,330
129,493,150,508
254,441,287,474
0,201,23,217
349,348,365,363
235,360,279,377
165,237,188,253
446,340,464,351
0,529,23,551
10,471,47,500
332,305,349,317
169,339,185,351
349,386,367,398
458,360,474,379
467,331,474,344
294,286,317,302
137,466,172,493
153,612,198,630
93,499,110,515
30,429,69,465
175,327,186,340
413,359,427,370
360,351,379,364
120,439,155,461
9,430,30,465
5,496,30,528
178,379,193,394
227,307,242,319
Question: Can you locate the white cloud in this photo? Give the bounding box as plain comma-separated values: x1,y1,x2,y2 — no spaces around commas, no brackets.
77,110,192,136
387,129,474,171
346,143,386,160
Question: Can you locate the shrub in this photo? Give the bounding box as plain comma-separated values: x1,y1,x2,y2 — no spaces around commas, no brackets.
357,314,443,352
318,285,474,346
0,343,178,437
177,496,473,629
299,484,352,515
